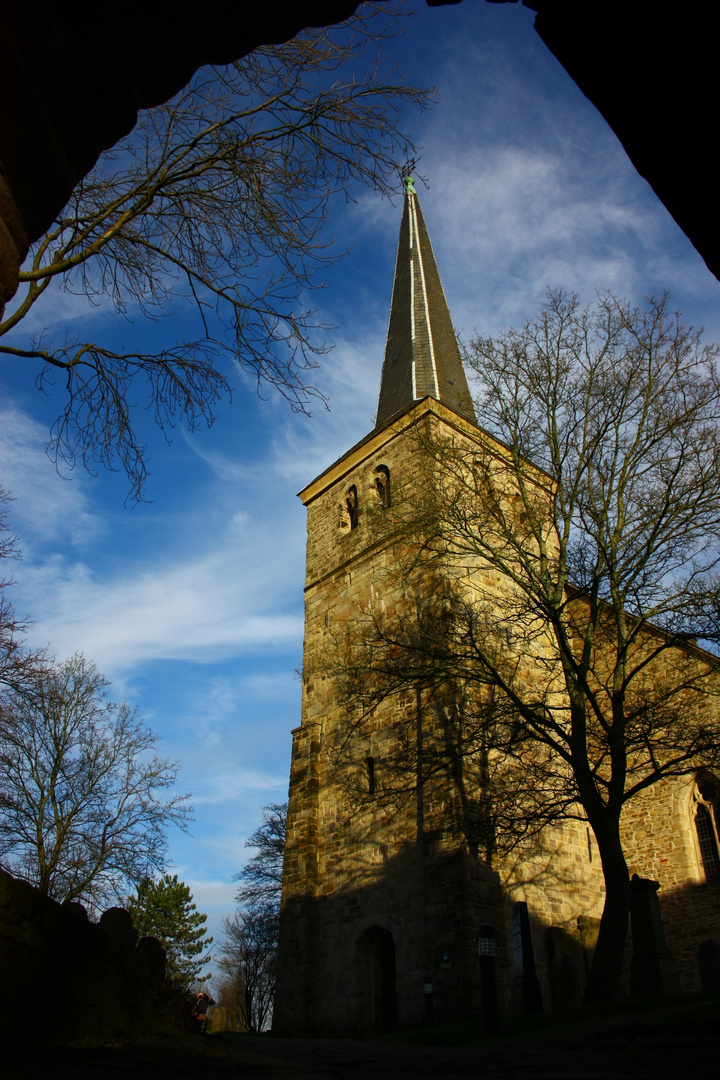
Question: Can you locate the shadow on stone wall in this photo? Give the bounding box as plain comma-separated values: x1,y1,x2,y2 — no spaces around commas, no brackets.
0,867,179,1048
275,840,720,1037
273,839,604,1037
656,876,720,994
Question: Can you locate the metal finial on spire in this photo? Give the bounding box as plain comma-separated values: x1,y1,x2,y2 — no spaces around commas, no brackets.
404,175,417,196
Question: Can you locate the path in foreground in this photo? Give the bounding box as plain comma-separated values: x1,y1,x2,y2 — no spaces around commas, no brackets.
12,1000,719,1080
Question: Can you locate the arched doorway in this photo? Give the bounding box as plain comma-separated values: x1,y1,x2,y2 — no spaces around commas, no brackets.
356,926,397,1033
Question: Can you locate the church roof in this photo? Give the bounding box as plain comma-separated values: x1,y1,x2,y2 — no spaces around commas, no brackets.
375,179,477,430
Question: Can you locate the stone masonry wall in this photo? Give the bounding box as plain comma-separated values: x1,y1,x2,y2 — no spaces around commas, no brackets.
620,775,720,992
275,400,720,1033
0,867,168,1047
276,406,587,1031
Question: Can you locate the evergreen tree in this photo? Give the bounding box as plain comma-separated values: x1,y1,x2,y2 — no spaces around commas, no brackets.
127,874,213,989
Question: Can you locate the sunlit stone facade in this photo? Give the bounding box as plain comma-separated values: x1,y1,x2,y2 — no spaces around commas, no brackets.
274,190,720,1035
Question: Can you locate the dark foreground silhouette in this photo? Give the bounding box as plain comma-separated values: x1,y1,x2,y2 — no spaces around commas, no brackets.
7,999,719,1080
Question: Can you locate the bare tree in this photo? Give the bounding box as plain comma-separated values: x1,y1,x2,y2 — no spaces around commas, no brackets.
0,653,191,912
333,290,720,1004
217,903,279,1032
0,5,430,501
0,488,47,697
232,801,287,908
218,802,287,1030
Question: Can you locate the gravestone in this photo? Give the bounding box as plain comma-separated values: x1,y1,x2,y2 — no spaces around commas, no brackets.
577,914,601,978
547,926,585,1010
512,901,543,1014
629,874,681,998
698,939,720,995
209,1005,227,1032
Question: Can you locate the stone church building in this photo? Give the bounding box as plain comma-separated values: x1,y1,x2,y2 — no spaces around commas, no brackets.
273,184,720,1035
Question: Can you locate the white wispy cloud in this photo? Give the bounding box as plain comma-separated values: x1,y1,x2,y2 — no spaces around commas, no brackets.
18,520,304,673
3,3,720,930
190,764,288,806
0,404,100,550
182,877,238,912
1,275,113,340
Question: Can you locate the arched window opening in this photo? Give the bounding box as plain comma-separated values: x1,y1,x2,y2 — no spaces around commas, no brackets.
366,756,376,795
356,927,397,1034
694,774,720,882
346,484,359,530
513,493,528,525
374,465,391,510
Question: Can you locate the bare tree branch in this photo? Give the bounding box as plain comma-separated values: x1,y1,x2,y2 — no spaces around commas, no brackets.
232,801,287,908
0,653,192,913
326,289,720,1005
0,4,432,501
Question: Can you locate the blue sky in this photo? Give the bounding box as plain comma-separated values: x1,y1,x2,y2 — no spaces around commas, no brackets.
2,2,720,961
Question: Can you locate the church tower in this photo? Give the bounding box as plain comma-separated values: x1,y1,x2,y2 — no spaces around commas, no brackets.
273,182,509,1036
273,184,720,1031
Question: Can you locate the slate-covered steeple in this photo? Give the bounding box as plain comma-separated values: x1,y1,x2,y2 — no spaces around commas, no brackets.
375,178,477,430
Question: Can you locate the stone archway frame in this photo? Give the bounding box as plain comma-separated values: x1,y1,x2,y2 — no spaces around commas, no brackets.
353,922,398,1034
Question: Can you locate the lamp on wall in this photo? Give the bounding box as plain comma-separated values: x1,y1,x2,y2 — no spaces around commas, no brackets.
422,975,434,1024
479,924,496,956
479,923,499,1035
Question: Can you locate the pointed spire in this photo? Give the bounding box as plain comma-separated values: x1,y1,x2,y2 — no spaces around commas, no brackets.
375,179,477,430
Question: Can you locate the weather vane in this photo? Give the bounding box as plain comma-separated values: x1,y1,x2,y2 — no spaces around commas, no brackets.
395,152,424,198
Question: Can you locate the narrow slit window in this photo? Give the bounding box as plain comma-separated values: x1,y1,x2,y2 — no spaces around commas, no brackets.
366,756,376,795
346,484,359,530
374,465,391,510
